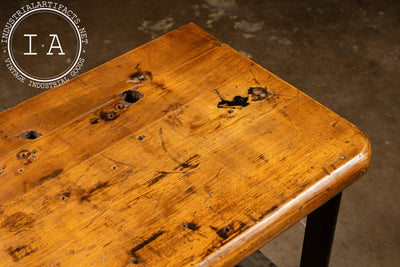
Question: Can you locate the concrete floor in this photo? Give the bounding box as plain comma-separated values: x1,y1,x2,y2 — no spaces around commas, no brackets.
1,0,399,266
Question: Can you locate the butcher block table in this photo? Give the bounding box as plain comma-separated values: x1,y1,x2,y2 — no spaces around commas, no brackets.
0,23,371,267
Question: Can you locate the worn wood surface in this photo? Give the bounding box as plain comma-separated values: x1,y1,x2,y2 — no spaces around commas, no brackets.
0,23,371,267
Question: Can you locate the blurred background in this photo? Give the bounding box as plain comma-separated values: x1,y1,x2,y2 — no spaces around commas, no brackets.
1,0,399,266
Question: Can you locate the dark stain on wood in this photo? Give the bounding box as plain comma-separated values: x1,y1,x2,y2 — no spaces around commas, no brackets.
152,81,169,91
187,222,200,231
246,214,258,222
202,247,219,259
148,171,170,187
130,231,165,253
15,150,36,165
80,181,110,202
173,154,200,171
258,154,269,163
185,186,195,194
210,222,248,240
163,103,183,113
158,127,181,164
1,212,37,232
322,167,331,176
7,245,38,261
267,205,278,213
37,169,63,184
278,109,289,118
159,128,168,153
215,87,268,109
130,231,165,262
166,113,184,127
89,117,99,124
103,241,113,248
100,111,118,121
215,89,249,109
215,226,231,239
23,159,33,166
182,222,200,231
259,205,278,219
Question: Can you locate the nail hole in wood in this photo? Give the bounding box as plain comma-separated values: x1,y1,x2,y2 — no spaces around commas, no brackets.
127,70,153,83
223,226,231,232
100,111,118,121
90,117,99,124
19,130,42,140
17,168,24,173
119,88,144,107
61,192,71,200
112,166,117,170
114,103,124,110
16,150,30,160
137,135,145,141
182,223,188,228
0,165,6,170
129,257,139,264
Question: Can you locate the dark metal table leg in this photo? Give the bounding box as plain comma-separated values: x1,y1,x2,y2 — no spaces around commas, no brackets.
300,192,343,267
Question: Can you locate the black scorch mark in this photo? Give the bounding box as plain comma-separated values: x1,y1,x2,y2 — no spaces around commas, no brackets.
215,89,249,109
215,87,268,109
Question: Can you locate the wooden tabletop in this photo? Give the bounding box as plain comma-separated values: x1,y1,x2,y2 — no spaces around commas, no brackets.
0,23,371,266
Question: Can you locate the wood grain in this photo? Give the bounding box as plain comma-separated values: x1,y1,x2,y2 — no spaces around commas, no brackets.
0,23,371,267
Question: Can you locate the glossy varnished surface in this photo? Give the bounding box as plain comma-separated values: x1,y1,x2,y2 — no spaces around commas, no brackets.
0,24,370,266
